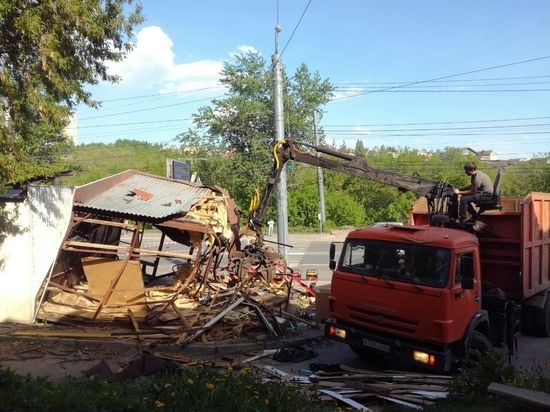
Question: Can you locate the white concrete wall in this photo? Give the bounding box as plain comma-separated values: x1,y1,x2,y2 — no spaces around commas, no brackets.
0,185,74,323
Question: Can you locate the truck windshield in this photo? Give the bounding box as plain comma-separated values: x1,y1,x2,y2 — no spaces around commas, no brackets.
339,239,451,288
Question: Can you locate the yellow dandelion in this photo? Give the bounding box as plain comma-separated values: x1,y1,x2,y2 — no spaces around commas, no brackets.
240,368,251,375
164,383,171,389
206,382,214,390
182,364,189,369
187,378,194,385
264,399,269,406
171,391,176,397
227,366,233,372
155,400,165,408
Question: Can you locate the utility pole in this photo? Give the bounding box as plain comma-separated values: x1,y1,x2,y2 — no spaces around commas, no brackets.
272,26,289,261
313,111,326,233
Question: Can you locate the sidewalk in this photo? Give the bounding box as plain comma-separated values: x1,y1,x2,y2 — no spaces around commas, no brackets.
0,322,325,382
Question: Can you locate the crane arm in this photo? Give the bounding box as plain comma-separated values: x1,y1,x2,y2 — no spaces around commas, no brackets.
248,138,456,239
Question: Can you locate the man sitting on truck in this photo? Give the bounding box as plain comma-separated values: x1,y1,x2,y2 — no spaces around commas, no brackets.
454,162,493,223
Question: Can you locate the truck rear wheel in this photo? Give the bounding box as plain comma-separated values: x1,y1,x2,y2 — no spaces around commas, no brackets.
534,297,550,337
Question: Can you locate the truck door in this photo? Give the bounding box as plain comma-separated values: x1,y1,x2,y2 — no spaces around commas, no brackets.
451,252,481,329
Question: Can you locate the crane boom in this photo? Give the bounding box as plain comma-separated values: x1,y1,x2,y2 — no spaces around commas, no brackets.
248,138,456,240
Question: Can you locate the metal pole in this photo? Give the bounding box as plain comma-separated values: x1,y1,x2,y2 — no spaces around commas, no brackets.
313,111,326,233
272,47,288,261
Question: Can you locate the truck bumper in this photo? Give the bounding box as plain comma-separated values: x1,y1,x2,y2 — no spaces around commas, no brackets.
324,318,453,372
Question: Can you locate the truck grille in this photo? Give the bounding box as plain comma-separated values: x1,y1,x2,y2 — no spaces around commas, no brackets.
347,305,418,334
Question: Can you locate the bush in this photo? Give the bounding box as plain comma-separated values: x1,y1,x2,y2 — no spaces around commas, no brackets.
0,366,335,412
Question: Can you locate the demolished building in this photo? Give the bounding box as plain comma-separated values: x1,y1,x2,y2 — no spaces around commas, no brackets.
1,170,310,344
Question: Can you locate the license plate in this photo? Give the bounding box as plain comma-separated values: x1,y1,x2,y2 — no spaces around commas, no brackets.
362,338,390,353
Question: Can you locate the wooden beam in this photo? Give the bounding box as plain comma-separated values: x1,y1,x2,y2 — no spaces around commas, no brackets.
64,240,195,260
79,218,139,230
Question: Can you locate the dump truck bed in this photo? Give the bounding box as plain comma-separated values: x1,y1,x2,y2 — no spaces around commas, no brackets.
410,193,550,301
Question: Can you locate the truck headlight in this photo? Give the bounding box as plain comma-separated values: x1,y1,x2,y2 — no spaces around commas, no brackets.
413,351,435,366
328,325,347,339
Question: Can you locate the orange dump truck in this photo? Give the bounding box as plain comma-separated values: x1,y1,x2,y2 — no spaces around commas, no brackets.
325,193,550,371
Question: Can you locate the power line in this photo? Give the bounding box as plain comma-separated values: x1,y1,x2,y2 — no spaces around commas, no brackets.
333,75,550,86
321,116,550,127
280,0,313,57
331,55,550,101
78,96,223,121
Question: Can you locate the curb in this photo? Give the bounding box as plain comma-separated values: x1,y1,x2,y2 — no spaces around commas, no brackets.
0,324,326,358
167,328,326,357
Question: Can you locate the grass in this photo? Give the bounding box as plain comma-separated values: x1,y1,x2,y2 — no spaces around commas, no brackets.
1,350,549,411
0,364,335,412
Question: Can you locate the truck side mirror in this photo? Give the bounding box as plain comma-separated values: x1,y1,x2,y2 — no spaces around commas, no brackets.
329,260,336,271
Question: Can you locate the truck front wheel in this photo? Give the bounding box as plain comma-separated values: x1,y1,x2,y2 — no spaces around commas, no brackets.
534,297,550,337
468,331,492,364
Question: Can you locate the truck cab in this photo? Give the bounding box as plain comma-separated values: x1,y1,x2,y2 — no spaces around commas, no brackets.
324,224,517,372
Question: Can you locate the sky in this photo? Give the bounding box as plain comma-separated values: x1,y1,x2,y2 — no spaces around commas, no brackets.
75,0,550,160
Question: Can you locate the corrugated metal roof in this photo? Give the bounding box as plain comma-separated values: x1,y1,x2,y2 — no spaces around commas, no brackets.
74,172,215,219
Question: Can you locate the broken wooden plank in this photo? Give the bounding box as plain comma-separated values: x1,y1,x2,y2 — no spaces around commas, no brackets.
127,308,143,343
12,329,139,339
243,301,278,336
318,389,373,412
179,297,245,346
176,312,201,345
263,365,289,380
377,395,424,409
488,382,550,408
239,349,278,364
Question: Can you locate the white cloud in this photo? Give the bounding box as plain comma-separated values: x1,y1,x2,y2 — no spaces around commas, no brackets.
109,26,225,93
233,45,259,56
109,26,174,88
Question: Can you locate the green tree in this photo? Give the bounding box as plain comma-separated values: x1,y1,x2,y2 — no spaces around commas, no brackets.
499,154,550,196
176,51,335,214
60,140,170,186
354,140,366,157
0,0,144,188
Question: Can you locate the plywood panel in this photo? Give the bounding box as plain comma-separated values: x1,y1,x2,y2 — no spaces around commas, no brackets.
82,257,146,306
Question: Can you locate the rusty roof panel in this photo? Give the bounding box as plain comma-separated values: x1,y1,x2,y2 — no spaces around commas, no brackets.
74,172,215,219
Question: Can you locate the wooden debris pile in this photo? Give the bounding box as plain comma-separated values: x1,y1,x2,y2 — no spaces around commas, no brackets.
31,180,320,346
150,348,451,411
149,348,451,411
36,242,317,346
258,361,451,411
